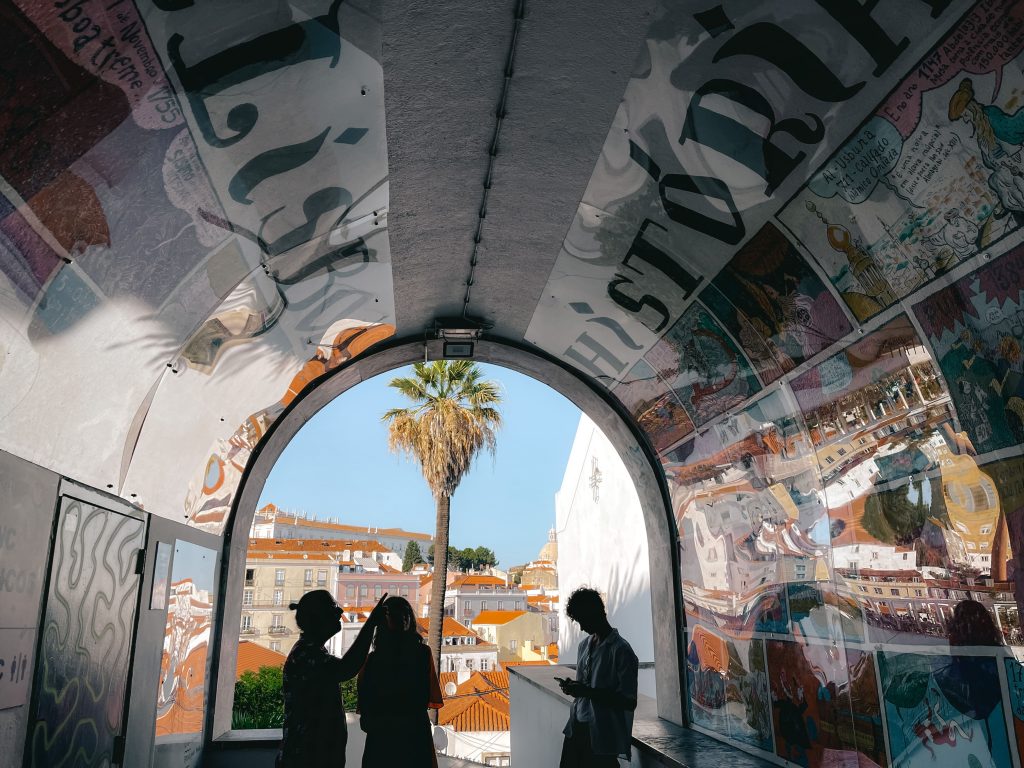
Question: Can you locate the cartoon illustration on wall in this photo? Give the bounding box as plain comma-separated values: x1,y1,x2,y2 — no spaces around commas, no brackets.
880,650,1012,767
778,0,1024,321
700,225,853,384
643,304,761,429
687,626,773,752
767,640,887,768
612,358,695,453
915,242,1024,455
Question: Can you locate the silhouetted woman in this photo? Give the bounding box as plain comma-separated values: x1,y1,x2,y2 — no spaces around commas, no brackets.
277,590,386,768
357,596,443,767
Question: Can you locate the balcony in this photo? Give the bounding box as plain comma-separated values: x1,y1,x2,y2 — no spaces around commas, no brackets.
239,627,258,636
268,626,291,635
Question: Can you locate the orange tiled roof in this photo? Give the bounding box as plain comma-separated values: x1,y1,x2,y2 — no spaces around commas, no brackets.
472,610,525,626
235,640,286,679
255,508,432,541
248,537,392,553
416,616,478,638
437,670,511,731
502,660,555,667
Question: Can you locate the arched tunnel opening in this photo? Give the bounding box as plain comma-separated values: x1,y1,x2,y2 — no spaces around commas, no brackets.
4,1,1024,767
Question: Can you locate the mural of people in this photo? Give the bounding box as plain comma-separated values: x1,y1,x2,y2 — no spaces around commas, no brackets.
949,78,1024,227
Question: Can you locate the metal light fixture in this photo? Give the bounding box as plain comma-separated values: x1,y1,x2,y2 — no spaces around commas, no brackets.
433,317,487,359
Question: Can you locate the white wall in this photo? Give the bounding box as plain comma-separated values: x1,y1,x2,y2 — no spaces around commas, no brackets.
439,728,510,764
555,415,655,681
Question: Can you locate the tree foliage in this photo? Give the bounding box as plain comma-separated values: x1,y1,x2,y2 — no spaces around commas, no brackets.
232,664,359,729
402,540,424,571
233,665,284,728
382,360,502,712
427,544,498,570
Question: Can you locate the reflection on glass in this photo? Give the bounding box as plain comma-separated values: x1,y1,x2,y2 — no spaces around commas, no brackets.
155,540,216,741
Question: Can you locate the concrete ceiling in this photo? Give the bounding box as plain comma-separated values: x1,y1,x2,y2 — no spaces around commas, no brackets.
383,0,656,338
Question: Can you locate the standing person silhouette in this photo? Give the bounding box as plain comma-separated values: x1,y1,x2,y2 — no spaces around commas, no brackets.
357,595,443,767
557,587,639,767
277,590,387,768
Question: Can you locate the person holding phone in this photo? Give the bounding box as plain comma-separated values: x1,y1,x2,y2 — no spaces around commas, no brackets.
357,595,443,767
277,589,388,768
557,587,639,767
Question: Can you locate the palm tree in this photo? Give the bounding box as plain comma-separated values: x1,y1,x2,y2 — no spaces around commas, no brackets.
382,361,502,698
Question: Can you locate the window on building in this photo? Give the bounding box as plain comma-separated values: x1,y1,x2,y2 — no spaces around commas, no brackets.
272,614,284,628
890,589,900,596
275,568,285,586
915,590,923,597
274,589,283,606
317,569,327,586
245,568,255,584
243,590,253,606
481,601,488,611
481,658,489,671
374,585,383,598
241,614,252,631
837,447,847,456
497,601,504,610
467,658,474,671
514,601,521,610
874,588,883,595
400,586,409,597
304,569,313,585
464,604,472,616
508,639,517,652
359,585,368,598
270,641,281,652
825,456,835,465
346,585,356,599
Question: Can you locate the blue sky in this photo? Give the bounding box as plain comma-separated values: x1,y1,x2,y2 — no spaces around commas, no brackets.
258,363,582,568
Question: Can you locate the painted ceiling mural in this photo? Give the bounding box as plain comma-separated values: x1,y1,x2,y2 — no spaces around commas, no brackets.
0,0,395,533
526,1,1024,766
5,0,1024,766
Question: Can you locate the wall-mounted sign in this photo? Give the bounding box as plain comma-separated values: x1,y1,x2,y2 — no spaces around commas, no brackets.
0,627,35,710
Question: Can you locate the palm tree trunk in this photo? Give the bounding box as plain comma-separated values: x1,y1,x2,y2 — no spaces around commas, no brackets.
428,493,451,724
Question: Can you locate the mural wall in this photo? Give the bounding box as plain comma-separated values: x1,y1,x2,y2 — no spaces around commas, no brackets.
0,0,396,534
526,1,1024,766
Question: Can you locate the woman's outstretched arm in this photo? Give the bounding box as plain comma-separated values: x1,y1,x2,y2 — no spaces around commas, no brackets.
329,593,388,681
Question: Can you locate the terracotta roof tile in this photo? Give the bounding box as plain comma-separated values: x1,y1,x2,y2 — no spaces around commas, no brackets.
472,610,526,626
235,641,286,679
416,616,478,638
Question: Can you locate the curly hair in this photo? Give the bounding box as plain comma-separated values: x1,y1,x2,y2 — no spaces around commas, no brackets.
565,586,605,621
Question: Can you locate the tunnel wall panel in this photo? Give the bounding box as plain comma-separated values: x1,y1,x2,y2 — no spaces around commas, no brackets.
0,450,59,768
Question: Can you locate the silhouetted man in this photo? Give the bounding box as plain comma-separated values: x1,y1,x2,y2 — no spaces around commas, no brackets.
557,587,638,767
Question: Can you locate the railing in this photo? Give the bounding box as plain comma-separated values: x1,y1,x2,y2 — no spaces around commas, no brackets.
240,627,259,636
268,626,291,635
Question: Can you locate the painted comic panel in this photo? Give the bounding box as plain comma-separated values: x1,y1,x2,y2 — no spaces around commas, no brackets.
644,303,761,428
879,651,1012,768
700,224,852,384
914,242,1024,454
778,0,1024,321
612,358,695,453
767,640,888,768
687,625,774,752
1004,657,1024,761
